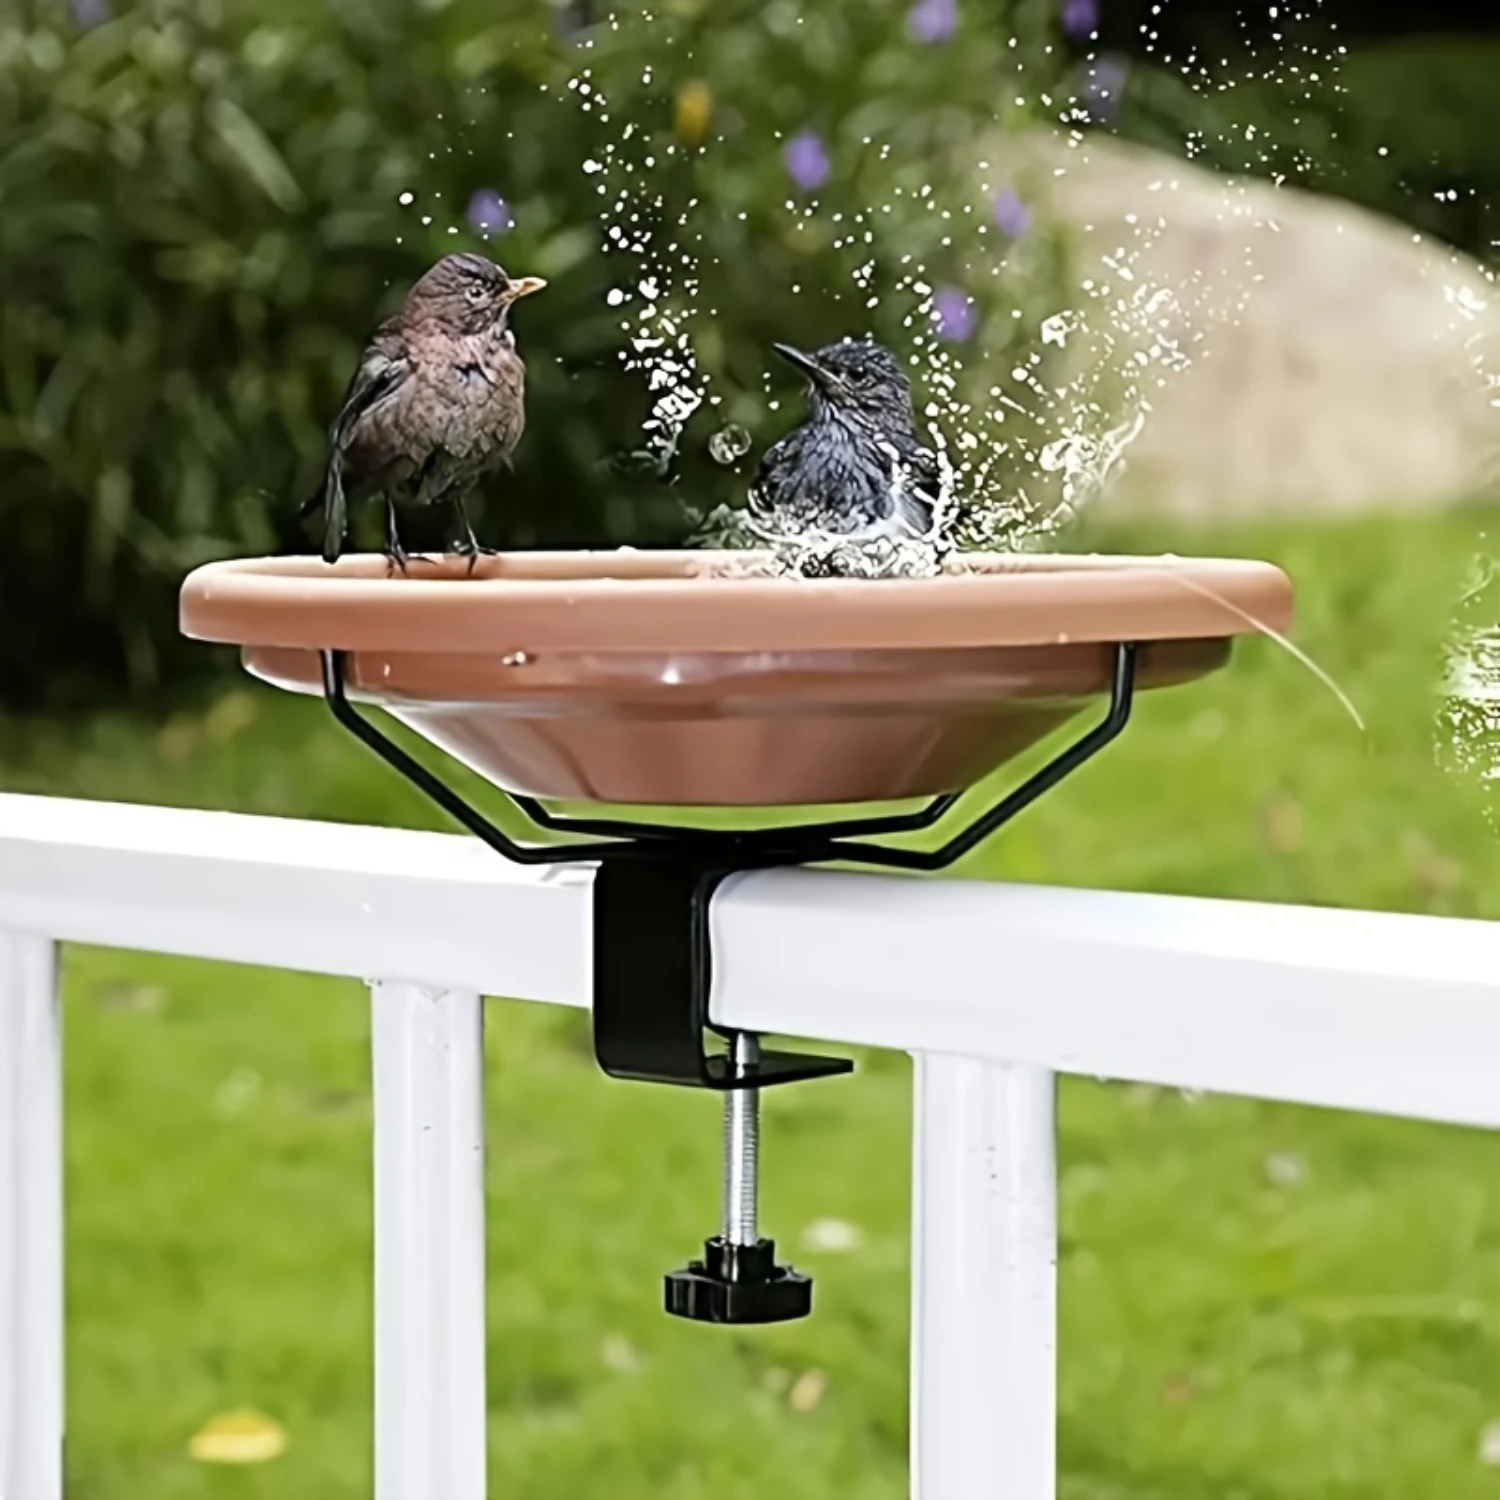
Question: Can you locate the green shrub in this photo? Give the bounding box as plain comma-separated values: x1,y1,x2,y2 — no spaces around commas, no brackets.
0,0,1069,708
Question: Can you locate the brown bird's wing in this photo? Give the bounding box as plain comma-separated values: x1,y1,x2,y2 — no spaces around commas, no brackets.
301,320,412,563
331,327,410,447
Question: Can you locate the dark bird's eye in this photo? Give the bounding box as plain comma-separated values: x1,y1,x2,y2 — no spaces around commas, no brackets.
464,282,487,303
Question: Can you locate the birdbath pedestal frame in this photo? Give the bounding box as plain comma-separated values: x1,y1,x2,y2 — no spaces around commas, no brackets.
180,548,1293,1324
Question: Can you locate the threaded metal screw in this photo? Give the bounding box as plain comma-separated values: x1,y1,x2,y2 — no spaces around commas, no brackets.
721,1032,760,1246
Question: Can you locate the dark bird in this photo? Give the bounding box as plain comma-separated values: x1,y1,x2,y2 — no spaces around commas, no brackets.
299,252,547,569
748,338,940,540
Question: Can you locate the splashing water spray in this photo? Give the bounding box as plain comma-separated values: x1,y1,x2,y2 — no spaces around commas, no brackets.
555,16,1217,578
540,4,1392,732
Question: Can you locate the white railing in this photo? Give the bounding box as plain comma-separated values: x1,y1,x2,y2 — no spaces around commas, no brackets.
2,789,1499,1499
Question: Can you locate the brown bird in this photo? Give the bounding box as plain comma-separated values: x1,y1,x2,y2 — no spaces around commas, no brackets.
300,252,547,568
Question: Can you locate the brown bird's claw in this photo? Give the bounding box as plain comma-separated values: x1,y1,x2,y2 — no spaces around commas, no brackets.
385,548,445,577
451,538,498,577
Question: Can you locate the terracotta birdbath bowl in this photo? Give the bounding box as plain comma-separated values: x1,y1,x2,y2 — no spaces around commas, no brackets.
178,549,1292,807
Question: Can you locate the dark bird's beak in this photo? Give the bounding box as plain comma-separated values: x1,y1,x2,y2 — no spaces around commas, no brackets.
502,276,548,303
773,342,835,388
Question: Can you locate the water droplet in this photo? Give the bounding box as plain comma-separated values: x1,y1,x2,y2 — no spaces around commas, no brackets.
708,424,751,464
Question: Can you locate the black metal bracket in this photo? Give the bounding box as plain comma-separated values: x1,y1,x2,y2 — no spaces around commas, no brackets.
591,857,852,1089
318,642,1138,1089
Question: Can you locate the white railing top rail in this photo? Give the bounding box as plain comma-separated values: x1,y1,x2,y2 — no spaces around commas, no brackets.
2,790,1498,1129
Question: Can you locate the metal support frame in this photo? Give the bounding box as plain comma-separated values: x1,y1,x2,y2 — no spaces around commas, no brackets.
319,641,1138,1326
319,642,1138,879
320,641,1138,1076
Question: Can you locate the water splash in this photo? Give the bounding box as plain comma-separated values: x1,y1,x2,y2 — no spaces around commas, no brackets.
553,14,1160,567
532,2,1498,620
1169,567,1366,734
560,61,713,484
707,424,751,465
1439,558,1500,830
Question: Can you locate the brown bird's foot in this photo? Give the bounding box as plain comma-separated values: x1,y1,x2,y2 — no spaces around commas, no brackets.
451,537,498,577
384,497,416,577
384,547,445,576
450,494,496,573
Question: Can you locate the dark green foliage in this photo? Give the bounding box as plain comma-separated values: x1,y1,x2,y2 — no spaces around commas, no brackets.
0,0,1062,707
1110,21,1500,259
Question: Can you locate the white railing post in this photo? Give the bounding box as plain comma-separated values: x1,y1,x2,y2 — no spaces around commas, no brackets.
910,1055,1057,1500
371,981,487,1500
0,931,63,1500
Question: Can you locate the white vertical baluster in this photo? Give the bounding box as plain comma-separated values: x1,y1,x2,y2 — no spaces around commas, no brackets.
910,1055,1057,1500
371,981,487,1500
0,931,63,1500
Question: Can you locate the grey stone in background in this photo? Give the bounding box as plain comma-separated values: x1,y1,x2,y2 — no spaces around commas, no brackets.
1011,131,1500,520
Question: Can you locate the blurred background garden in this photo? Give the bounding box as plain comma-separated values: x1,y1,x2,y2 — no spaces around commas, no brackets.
3,0,1500,1496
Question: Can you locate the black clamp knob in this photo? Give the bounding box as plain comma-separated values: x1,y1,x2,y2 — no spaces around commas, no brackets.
665,1236,812,1325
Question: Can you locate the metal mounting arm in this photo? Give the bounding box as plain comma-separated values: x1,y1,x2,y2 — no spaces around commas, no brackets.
318,639,1137,1086
322,641,1137,870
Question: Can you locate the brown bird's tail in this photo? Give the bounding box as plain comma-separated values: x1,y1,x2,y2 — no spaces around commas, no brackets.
299,455,347,565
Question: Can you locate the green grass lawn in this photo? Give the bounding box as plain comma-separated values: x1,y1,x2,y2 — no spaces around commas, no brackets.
5,510,1500,1499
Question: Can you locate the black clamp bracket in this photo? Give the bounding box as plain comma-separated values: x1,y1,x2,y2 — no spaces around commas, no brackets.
319,641,1138,1322
590,857,852,1090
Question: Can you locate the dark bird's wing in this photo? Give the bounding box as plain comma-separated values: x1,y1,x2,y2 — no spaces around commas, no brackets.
746,426,807,520
300,322,410,563
885,433,942,537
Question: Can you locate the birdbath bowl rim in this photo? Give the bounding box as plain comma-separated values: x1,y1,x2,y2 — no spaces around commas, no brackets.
178,548,1293,807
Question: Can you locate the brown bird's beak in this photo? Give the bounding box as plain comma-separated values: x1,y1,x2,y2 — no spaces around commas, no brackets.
773,342,839,390
502,275,548,303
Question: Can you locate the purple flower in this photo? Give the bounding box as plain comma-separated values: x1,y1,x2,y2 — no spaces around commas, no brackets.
1083,54,1129,121
907,0,957,44
932,288,976,343
1060,0,1098,39
67,0,111,27
466,189,512,237
991,189,1031,238
784,132,830,192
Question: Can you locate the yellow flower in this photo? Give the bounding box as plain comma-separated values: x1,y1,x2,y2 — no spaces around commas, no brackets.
188,1409,288,1464
674,81,713,144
